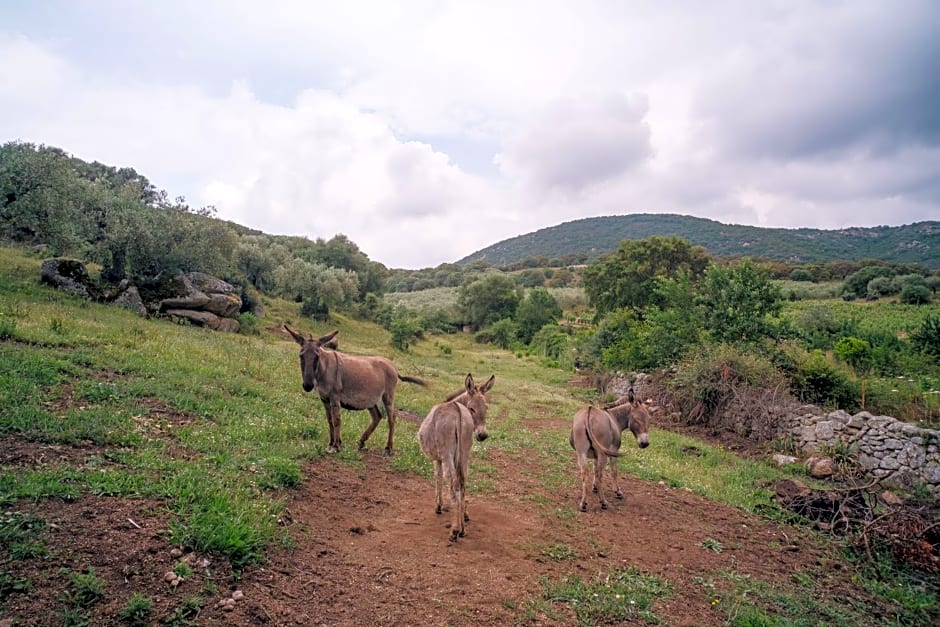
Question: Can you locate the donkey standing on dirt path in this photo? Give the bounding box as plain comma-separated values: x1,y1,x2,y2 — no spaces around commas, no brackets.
285,325,426,455
418,373,493,542
570,390,651,512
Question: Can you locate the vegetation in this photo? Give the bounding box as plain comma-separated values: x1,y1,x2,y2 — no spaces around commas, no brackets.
458,213,940,269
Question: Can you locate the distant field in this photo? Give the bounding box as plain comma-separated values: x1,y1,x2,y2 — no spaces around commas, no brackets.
384,286,588,315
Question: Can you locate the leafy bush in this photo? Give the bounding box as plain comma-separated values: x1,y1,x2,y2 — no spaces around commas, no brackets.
389,314,424,351
669,343,789,438
475,318,519,350
791,350,859,410
911,314,940,364
236,312,260,335
900,284,932,305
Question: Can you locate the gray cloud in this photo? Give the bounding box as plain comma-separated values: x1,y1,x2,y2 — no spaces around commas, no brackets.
495,93,652,193
696,2,940,160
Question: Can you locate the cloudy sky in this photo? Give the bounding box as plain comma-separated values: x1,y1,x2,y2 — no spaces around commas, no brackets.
2,1,938,268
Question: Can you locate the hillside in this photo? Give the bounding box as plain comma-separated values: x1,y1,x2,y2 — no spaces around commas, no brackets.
458,214,940,268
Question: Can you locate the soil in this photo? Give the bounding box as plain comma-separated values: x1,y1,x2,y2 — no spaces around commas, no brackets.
0,416,895,626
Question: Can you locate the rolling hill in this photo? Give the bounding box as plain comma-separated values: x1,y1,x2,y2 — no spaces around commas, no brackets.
458,214,940,269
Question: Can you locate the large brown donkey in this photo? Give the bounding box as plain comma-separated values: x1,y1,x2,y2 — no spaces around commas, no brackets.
418,373,492,542
569,390,651,512
285,325,426,455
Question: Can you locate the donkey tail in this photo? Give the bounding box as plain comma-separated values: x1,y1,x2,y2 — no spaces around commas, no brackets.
399,374,427,387
585,407,623,458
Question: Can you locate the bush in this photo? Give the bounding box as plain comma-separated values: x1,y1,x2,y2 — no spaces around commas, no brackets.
389,314,424,351
911,314,940,364
475,318,519,350
900,284,932,305
791,350,859,410
668,343,790,439
236,312,260,335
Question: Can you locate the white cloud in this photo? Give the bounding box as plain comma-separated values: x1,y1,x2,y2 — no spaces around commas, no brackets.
1,1,938,268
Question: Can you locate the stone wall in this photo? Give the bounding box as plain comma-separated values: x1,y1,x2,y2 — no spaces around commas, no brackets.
790,409,940,497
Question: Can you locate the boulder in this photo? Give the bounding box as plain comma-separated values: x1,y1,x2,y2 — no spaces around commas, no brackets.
203,293,241,318
165,309,240,333
111,285,148,317
40,258,98,299
806,456,836,478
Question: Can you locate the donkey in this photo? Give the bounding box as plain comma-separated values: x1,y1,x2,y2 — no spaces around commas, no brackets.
569,390,651,512
418,373,492,542
285,325,426,455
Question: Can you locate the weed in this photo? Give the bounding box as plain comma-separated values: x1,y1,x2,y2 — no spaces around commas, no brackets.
173,561,194,579
700,538,724,553
0,510,48,559
0,569,32,599
62,566,106,607
537,542,578,562
118,592,154,625
541,566,672,624
161,594,203,625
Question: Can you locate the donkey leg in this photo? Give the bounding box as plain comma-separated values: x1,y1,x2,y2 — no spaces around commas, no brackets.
321,400,339,453
595,454,609,509
450,475,465,540
382,397,396,456
330,401,343,451
433,460,443,514
611,457,624,499
358,405,383,450
576,453,589,512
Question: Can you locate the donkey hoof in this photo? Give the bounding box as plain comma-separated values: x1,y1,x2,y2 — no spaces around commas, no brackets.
463,513,470,522
326,446,339,454
579,502,587,512
591,486,598,493
449,531,459,543
382,448,394,457
615,491,624,500
435,506,442,515
458,529,466,537
600,501,608,510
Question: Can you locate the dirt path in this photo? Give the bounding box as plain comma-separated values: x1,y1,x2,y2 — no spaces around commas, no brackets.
0,433,872,626
235,450,833,626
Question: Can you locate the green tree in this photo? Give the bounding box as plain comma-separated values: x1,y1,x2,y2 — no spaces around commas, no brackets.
911,314,940,364
582,236,709,315
900,284,931,305
457,274,520,331
697,260,782,345
272,258,359,317
516,288,562,344
842,265,893,299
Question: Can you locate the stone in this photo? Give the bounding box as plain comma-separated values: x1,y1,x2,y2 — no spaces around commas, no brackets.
40,258,97,299
772,454,798,466
880,491,903,506
805,456,835,478
111,285,148,317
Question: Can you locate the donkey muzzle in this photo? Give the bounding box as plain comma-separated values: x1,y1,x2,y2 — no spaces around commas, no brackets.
476,431,488,442
638,434,650,448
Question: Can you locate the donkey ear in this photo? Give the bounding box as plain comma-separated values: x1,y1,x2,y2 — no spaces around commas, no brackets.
464,373,475,394
284,324,305,346
317,330,339,346
626,387,636,404
479,374,495,394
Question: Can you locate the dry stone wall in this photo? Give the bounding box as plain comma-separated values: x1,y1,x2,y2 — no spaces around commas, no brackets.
792,409,940,497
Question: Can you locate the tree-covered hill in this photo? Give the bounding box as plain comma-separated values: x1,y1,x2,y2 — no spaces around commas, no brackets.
459,214,940,269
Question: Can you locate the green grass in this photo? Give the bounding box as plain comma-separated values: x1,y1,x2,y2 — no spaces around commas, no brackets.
541,566,672,625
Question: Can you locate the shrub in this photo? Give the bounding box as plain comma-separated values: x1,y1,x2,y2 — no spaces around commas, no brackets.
791,350,859,410
669,343,790,438
475,318,519,350
236,312,260,335
900,284,931,305
911,314,940,364
389,314,424,351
